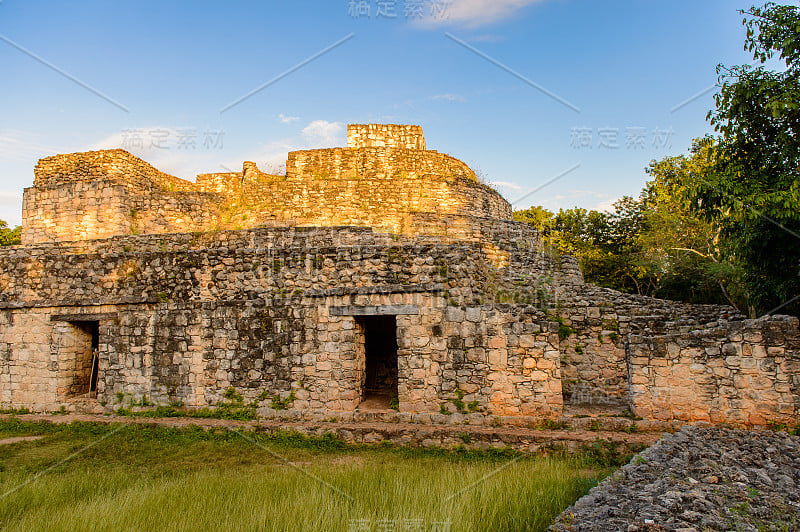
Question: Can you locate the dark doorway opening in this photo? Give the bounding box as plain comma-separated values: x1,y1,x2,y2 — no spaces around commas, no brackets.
359,315,398,409
71,321,100,397
87,321,100,395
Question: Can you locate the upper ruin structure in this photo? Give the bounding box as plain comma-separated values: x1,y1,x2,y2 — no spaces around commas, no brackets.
24,123,507,244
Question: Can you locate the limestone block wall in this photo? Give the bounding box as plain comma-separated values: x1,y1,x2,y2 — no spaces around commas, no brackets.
547,283,744,409
557,305,628,408
286,147,476,182
0,224,567,419
0,230,492,310
0,308,56,407
24,126,512,244
22,181,131,244
400,214,584,288
22,181,219,244
26,147,511,245
628,316,800,424
436,305,562,418
102,293,439,412
347,124,426,150
24,150,221,244
0,305,118,408
103,301,310,409
33,149,196,191
0,295,565,422
193,160,511,236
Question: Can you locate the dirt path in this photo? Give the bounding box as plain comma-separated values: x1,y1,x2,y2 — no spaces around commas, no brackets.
0,436,45,445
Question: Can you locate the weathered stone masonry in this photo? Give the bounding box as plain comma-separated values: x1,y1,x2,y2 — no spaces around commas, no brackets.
1,124,797,426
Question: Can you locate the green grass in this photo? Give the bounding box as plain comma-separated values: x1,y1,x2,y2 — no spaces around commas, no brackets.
0,419,611,531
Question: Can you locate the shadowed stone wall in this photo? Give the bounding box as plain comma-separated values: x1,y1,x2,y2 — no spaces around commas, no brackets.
0,226,563,422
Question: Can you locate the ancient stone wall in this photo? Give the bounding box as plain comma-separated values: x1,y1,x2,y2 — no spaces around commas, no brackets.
197,172,508,234
0,224,566,421
0,305,118,407
285,147,475,181
0,298,565,423
0,308,55,406
347,124,425,150
33,149,196,191
533,283,743,409
5,124,799,426
436,305,562,418
24,150,220,244
548,284,800,425
22,181,131,244
26,134,510,244
628,315,800,425
0,228,490,309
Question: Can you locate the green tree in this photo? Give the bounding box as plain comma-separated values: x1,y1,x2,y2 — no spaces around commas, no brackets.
640,138,737,306
694,2,800,316
0,221,20,246
513,140,734,305
514,204,641,294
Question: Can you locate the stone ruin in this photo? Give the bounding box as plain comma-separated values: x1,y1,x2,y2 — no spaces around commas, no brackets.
0,124,797,426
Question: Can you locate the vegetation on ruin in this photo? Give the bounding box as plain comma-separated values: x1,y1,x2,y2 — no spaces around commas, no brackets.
0,419,616,531
116,388,260,421
515,2,800,318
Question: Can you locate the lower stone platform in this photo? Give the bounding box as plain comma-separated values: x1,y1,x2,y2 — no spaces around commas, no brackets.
1,412,666,454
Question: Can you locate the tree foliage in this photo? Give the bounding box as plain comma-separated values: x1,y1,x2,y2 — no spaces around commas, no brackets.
514,140,732,306
639,138,739,306
513,3,800,317
0,221,20,247
694,2,800,316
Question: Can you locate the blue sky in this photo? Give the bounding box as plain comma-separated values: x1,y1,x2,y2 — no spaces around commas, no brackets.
0,0,760,225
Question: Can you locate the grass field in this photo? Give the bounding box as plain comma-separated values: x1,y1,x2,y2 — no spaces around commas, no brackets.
0,419,616,531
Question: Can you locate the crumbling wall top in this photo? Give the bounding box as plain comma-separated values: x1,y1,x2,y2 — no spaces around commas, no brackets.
33,149,195,191
347,124,426,150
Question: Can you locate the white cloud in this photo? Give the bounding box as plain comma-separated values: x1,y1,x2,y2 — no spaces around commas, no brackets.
417,0,544,28
593,198,619,213
301,120,345,147
279,113,299,124
0,130,70,161
489,180,524,190
431,93,467,102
